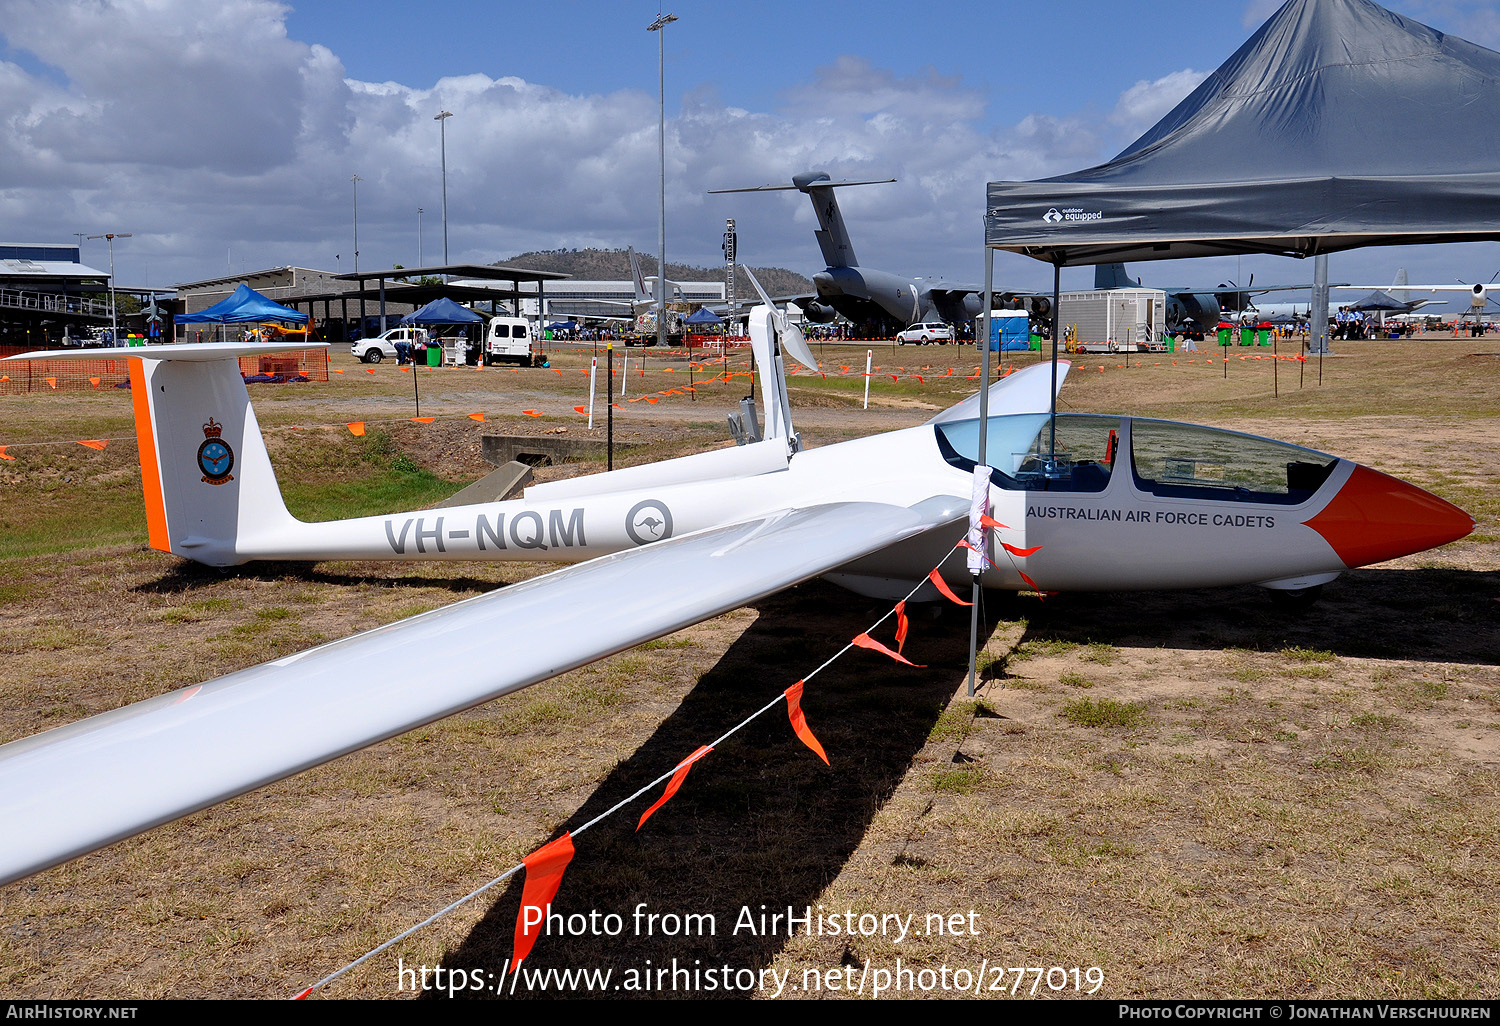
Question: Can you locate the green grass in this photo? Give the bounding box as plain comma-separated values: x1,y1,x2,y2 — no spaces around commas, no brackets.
1061,697,1149,729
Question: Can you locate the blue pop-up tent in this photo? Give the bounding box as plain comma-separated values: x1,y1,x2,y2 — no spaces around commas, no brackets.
684,307,723,325
178,283,308,324
400,297,483,325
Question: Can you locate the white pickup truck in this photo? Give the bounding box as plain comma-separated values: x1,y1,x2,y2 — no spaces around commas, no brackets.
351,326,428,364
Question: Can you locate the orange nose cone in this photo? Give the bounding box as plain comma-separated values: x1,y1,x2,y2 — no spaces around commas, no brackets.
1304,464,1474,568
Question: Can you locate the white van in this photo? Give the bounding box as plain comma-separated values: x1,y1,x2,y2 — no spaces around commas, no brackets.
484,316,541,366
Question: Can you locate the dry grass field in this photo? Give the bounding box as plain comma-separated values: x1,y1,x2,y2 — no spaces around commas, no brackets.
0,336,1496,1000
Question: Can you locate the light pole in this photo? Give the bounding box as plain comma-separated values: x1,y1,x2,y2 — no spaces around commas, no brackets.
435,110,453,271
351,174,362,275
647,12,676,351
417,207,424,268
86,232,131,341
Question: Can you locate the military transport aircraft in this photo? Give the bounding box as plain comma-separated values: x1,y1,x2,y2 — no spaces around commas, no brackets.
0,310,1473,884
710,171,1014,333
1093,263,1338,328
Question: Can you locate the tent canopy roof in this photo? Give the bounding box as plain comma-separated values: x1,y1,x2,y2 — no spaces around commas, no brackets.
178,283,309,324
985,0,1500,266
400,297,483,325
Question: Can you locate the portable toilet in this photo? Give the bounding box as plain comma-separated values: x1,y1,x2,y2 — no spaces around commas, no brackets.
989,310,1031,351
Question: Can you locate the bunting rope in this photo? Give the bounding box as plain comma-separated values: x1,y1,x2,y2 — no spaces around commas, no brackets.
292,539,979,999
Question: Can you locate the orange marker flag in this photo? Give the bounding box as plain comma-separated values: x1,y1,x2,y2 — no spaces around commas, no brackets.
645,396,658,404
637,745,713,831
783,681,829,765
469,412,486,422
411,417,434,424
45,377,57,389
89,377,100,388
366,368,376,375
512,832,575,971
77,439,107,450
0,446,13,460
1001,542,1042,557
554,368,563,376
401,367,410,373
913,375,924,383
0,375,9,381
332,368,344,374
926,568,972,606
889,374,899,383
852,632,924,667
979,513,1010,531
573,405,587,414
347,422,366,437
1018,570,1045,598
893,599,910,654
522,409,542,417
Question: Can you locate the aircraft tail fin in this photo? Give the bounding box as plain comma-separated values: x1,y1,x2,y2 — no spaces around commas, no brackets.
1094,263,1141,290
628,247,649,303
1391,268,1409,304
5,343,304,565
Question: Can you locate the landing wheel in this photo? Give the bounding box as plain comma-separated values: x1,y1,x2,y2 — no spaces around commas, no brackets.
363,350,382,364
1267,584,1323,610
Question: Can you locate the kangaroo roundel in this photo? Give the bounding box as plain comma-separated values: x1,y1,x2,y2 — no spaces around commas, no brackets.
626,499,673,546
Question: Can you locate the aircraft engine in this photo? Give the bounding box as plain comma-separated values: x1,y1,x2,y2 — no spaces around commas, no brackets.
1029,296,1052,319
960,293,983,319
803,300,837,323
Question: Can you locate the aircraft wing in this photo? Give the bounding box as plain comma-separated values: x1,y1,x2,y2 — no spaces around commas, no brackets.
928,360,1071,424
0,498,964,885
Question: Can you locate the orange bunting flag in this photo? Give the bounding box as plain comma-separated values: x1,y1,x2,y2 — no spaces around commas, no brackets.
783,681,829,766
366,368,376,375
522,409,542,417
840,365,851,373
1018,570,1045,598
914,375,924,383
469,412,486,422
45,377,57,389
926,568,972,606
89,377,100,388
347,422,366,436
512,832,575,971
0,446,12,460
889,374,899,383
1001,542,1042,557
944,368,953,376
77,439,107,451
401,367,411,373
332,368,344,374
573,405,587,414
0,375,8,381
411,417,434,424
893,600,910,654
637,745,713,831
979,513,1009,531
646,397,658,404
852,632,924,667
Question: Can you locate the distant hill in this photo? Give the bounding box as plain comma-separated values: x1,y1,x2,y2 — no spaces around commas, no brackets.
496,248,812,298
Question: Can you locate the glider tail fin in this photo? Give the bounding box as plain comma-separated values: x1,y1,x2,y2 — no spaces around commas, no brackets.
128,346,300,565
2,343,307,565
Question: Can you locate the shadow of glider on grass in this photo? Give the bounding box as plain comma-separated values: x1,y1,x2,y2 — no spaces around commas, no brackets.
0,299,1473,885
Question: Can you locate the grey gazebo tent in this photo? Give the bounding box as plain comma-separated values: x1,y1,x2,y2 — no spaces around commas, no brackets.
984,0,1500,267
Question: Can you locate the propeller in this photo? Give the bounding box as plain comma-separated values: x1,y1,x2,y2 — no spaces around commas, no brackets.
740,265,820,373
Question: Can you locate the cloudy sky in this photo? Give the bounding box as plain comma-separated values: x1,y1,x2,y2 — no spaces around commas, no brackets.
2,0,1497,308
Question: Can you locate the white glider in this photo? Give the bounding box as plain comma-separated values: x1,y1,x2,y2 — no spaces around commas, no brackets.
0,310,1473,884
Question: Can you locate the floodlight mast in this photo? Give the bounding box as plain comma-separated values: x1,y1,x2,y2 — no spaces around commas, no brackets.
648,12,677,351
435,110,453,276
350,175,362,275
85,233,132,341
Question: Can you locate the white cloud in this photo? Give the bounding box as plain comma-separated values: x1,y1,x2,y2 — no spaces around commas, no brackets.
0,1,1147,286
1109,69,1209,140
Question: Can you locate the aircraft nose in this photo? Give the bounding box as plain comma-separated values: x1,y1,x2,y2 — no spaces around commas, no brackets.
1304,464,1474,568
